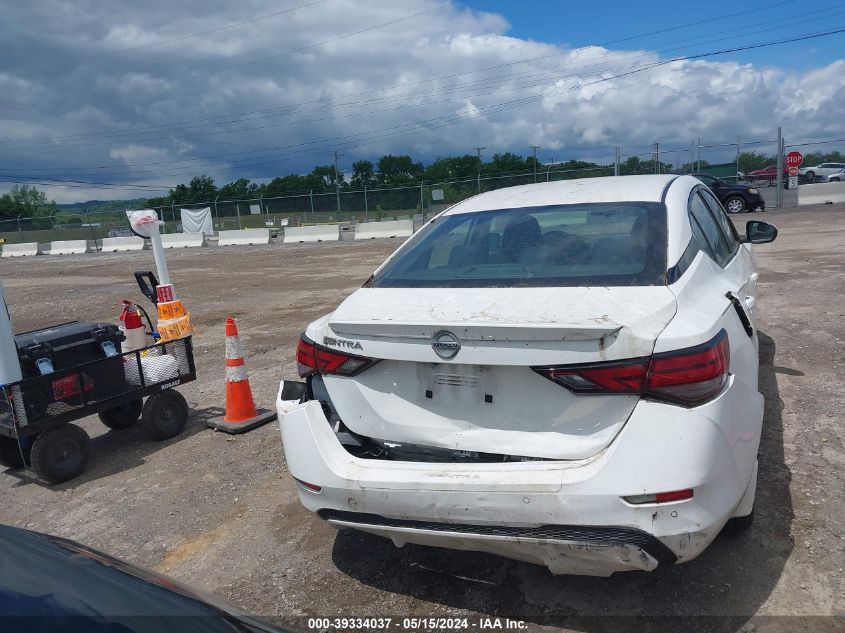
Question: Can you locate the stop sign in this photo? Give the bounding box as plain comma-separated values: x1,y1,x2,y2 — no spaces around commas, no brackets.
785,151,803,168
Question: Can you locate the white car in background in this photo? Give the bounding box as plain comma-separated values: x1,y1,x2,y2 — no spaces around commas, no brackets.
824,167,845,182
277,175,778,577
798,162,845,181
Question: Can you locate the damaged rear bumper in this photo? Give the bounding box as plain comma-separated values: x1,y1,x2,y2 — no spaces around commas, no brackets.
277,381,756,576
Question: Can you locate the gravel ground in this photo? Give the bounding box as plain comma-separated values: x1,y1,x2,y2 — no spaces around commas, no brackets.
0,205,842,632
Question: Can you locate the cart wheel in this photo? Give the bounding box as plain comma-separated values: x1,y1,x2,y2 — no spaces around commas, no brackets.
0,436,30,469
143,390,189,441
99,399,143,430
29,424,91,484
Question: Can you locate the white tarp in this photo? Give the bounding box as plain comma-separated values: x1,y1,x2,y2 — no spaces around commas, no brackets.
180,207,213,235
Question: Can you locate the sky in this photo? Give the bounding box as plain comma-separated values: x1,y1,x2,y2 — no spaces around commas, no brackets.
1,0,844,203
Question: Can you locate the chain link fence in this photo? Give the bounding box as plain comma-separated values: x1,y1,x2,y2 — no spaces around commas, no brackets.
2,131,815,245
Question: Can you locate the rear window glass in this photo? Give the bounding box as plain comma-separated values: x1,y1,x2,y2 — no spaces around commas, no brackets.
370,202,667,288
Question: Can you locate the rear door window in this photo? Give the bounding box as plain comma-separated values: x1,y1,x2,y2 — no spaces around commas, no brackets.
699,188,740,255
688,191,732,266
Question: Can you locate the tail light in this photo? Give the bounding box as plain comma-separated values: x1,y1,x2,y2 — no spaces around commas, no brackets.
296,335,378,378
534,330,729,407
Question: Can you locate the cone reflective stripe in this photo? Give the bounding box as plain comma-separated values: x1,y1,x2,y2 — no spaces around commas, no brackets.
207,317,276,434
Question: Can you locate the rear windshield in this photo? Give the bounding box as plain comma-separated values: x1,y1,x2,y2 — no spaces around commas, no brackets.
370,202,667,288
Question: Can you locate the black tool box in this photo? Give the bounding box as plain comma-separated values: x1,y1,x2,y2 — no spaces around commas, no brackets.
14,322,127,418
15,321,125,377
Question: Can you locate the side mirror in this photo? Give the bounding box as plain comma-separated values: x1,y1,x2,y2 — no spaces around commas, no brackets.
744,220,778,244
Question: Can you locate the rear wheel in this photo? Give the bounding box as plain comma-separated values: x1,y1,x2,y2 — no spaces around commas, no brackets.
804,171,815,182
98,399,143,430
0,436,29,469
29,424,91,484
724,196,746,214
143,390,188,441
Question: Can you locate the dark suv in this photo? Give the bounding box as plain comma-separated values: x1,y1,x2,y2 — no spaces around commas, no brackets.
692,174,765,213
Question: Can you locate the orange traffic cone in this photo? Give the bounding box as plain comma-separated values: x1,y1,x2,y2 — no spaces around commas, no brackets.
207,317,276,434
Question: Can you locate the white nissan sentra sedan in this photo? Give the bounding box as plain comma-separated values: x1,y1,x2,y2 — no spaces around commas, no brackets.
276,174,778,576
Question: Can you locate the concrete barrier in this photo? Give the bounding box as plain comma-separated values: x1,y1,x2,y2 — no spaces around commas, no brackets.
49,240,91,255
798,181,845,206
355,219,414,240
217,229,271,246
161,233,206,249
101,237,147,252
1,243,42,257
283,224,341,243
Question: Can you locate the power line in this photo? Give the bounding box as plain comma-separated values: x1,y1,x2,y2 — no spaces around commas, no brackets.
85,0,330,59
201,3,450,77
11,24,845,181
0,0,811,149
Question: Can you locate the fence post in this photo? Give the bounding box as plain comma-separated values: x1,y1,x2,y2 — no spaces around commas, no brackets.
213,195,219,232
420,181,424,218
309,189,315,225
236,203,242,230
614,147,620,176
364,185,368,222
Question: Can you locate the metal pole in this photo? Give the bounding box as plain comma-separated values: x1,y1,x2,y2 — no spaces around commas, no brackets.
236,203,241,230
309,189,315,225
690,140,695,172
696,137,701,172
213,195,219,232
530,145,540,183
776,127,784,208
614,147,620,176
736,135,741,184
474,146,485,193
364,185,368,222
420,181,424,217
86,207,99,251
654,143,660,174
334,150,341,215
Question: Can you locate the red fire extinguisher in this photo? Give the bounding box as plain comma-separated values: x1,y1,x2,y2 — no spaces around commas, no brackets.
119,300,147,352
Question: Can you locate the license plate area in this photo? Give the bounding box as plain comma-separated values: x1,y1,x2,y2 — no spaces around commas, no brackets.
422,363,492,407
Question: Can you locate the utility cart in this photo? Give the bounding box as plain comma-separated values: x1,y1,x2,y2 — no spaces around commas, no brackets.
0,328,196,484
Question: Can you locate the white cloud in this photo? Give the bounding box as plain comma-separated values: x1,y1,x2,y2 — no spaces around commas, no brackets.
0,0,843,202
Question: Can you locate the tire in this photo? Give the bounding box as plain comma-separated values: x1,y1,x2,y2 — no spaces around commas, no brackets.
724,510,754,535
143,390,189,441
724,196,746,214
29,424,91,484
804,171,815,182
98,399,143,430
0,436,29,469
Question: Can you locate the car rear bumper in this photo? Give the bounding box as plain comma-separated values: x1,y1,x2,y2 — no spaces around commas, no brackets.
277,378,761,576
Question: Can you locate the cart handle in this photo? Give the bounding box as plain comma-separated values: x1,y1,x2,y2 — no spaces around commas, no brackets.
134,271,159,306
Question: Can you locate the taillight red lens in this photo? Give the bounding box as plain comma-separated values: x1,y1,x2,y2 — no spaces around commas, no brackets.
533,330,730,407
296,337,317,377
645,330,729,406
296,335,378,378
543,360,648,393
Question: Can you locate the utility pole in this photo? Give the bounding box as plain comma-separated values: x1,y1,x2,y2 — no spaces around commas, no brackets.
736,135,741,184
473,146,485,193
614,146,620,176
334,150,342,215
530,145,540,183
653,142,660,174
776,127,783,208
696,137,701,172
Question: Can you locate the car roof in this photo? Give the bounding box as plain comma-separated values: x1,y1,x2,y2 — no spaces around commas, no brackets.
444,175,679,214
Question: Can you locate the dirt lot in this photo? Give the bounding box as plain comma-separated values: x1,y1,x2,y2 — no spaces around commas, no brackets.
0,205,843,632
